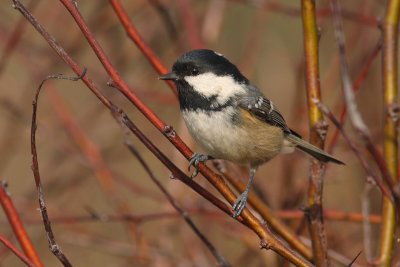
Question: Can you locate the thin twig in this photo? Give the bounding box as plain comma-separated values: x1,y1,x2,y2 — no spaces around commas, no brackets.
31,71,87,266
17,208,381,226
0,235,38,267
122,136,231,267
329,1,369,137
327,40,382,154
347,251,362,267
0,0,39,74
299,237,363,267
21,210,224,224
314,99,392,200
277,209,381,224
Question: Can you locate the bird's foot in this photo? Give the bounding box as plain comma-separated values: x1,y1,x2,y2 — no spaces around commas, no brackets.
188,153,211,178
232,192,248,218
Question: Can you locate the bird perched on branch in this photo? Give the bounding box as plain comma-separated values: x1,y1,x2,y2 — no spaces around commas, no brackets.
160,49,343,218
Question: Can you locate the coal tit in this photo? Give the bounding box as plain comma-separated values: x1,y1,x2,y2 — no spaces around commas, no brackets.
160,49,343,218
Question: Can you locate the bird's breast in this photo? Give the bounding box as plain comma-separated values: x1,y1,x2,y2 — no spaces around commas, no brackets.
182,107,285,166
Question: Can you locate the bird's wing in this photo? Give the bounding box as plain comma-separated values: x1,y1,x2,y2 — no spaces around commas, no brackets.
236,88,291,134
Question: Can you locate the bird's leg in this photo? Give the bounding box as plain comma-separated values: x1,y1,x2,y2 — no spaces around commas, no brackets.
188,153,213,178
232,167,257,218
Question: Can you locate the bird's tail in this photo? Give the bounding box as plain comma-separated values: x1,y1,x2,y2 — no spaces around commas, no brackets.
285,134,344,165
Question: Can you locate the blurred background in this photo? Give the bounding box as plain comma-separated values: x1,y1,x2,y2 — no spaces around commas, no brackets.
0,0,397,266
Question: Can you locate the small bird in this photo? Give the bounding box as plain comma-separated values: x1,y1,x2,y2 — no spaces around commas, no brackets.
160,49,343,218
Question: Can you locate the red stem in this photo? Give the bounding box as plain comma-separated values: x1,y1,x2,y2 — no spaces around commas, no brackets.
0,184,43,267
0,235,38,267
109,0,177,95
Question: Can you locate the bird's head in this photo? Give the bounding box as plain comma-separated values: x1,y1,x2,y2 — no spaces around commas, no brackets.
160,49,248,102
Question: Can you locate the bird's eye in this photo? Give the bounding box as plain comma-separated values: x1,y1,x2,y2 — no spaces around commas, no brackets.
191,68,199,75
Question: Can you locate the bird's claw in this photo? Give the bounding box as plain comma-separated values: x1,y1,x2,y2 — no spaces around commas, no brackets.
188,153,210,178
232,192,248,218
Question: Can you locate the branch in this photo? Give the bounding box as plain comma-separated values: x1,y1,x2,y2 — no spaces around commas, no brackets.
0,0,39,74
213,161,313,261
22,210,223,224
0,182,43,267
277,209,381,224
31,72,87,267
377,0,400,265
0,235,38,267
301,0,331,265
315,99,393,200
122,137,231,267
327,40,382,154
108,0,177,95
20,208,381,225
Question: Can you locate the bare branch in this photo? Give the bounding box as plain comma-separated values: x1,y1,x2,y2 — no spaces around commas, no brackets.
30,71,87,266
0,235,38,267
301,0,331,265
122,137,231,267
0,182,43,267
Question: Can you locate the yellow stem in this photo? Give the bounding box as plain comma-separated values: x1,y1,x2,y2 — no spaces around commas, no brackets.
301,0,330,266
378,0,399,266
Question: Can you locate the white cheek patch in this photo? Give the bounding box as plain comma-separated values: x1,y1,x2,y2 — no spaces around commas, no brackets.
184,72,246,103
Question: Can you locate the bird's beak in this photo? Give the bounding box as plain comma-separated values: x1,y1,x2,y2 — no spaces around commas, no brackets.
159,72,178,81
